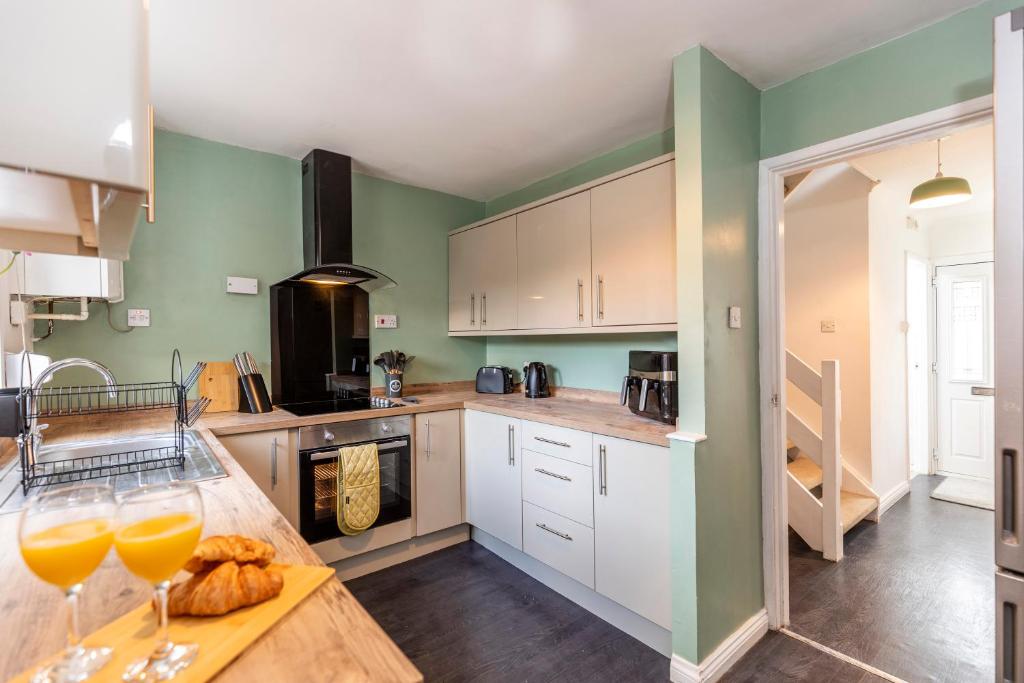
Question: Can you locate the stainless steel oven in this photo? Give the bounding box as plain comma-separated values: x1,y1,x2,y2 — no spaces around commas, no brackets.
297,416,412,544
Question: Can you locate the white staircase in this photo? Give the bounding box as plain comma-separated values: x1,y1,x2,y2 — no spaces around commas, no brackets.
786,351,879,562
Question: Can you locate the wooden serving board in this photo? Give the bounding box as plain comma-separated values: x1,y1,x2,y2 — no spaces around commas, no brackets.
11,564,335,683
199,361,239,413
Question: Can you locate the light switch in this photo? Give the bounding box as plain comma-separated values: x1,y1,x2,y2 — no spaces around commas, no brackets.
374,314,398,329
127,309,150,327
728,306,741,329
821,319,837,333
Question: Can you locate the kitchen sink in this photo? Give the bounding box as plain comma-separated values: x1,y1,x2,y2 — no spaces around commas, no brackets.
0,430,226,513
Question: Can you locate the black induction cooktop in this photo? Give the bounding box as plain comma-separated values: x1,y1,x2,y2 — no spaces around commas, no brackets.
276,396,398,416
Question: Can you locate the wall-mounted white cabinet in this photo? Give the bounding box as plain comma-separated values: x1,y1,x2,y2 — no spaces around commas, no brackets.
448,156,676,336
448,217,517,332
591,162,676,326
0,0,153,260
14,253,124,301
516,192,592,329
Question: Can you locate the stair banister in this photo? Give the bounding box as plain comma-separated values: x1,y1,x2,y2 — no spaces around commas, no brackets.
820,360,842,561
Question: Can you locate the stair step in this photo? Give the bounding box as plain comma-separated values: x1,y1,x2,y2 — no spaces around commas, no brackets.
787,455,822,490
840,492,878,533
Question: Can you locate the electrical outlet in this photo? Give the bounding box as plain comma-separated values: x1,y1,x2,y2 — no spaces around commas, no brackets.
820,319,837,333
374,314,398,329
127,309,150,327
728,306,741,329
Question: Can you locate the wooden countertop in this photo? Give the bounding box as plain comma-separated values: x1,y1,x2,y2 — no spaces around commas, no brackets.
0,413,422,683
203,384,675,447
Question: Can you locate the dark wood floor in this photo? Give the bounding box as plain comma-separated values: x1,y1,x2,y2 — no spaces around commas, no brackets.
788,475,994,682
344,541,669,682
722,631,885,682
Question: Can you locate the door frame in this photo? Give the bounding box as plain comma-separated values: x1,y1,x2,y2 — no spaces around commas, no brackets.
758,94,993,629
905,250,932,478
932,253,996,481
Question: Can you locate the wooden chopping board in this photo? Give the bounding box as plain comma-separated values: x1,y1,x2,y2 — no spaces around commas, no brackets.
10,564,336,683
199,362,238,413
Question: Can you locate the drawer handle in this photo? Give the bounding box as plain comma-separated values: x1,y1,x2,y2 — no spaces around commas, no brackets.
534,436,571,448
534,467,571,482
536,522,572,541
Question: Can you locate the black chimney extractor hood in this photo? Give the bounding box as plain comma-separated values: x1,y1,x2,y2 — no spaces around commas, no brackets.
276,149,395,290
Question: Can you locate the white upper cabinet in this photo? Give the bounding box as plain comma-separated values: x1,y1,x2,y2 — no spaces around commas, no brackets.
14,253,124,301
449,217,517,332
516,193,592,329
591,162,676,326
448,156,675,335
0,0,152,260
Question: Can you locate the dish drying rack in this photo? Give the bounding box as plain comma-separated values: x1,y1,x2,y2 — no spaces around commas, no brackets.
18,350,210,492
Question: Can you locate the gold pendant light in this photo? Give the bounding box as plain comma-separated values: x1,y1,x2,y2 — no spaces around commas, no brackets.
909,138,972,209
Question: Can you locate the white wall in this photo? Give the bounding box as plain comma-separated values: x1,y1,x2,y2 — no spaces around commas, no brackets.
926,209,993,259
785,164,875,481
868,182,929,500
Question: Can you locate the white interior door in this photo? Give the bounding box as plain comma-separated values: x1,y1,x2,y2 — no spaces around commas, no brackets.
906,253,931,476
936,261,994,480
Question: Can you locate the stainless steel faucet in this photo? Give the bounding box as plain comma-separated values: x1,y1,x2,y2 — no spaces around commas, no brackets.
19,358,118,469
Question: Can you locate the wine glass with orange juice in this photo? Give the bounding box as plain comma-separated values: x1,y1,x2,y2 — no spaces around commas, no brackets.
114,481,203,682
18,483,117,683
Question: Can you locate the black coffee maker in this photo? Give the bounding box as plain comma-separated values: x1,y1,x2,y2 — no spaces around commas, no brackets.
621,351,678,424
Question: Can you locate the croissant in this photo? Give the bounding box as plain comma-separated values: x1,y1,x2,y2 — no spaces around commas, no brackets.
166,561,284,617
183,534,275,574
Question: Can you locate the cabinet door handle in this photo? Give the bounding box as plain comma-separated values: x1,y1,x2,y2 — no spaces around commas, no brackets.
597,275,605,320
270,437,278,490
534,436,571,448
577,278,584,322
1003,448,1017,539
470,293,475,325
536,522,572,541
143,104,156,223
482,293,488,326
507,423,515,466
599,444,607,495
534,467,571,482
425,418,432,457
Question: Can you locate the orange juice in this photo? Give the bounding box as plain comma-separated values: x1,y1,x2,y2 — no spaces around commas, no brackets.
20,518,114,589
114,513,202,583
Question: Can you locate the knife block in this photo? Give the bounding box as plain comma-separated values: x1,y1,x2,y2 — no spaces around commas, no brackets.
238,374,273,414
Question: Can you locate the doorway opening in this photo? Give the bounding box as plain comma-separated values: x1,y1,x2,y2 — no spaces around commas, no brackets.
759,96,996,682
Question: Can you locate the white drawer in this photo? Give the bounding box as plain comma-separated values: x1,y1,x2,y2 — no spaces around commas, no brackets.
523,502,595,589
522,449,594,527
522,420,593,466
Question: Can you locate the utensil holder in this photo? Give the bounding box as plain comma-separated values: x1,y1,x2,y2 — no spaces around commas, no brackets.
384,372,404,399
238,374,273,413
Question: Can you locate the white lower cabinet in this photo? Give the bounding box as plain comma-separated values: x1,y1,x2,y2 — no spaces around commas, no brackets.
415,410,463,537
464,410,522,550
593,435,671,629
523,502,595,589
522,449,594,527
218,429,296,527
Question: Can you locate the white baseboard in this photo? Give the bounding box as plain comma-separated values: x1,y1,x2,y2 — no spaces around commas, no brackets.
877,480,911,517
669,609,769,683
471,528,672,656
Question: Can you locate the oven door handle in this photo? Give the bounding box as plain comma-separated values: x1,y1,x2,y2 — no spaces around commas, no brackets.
307,439,409,462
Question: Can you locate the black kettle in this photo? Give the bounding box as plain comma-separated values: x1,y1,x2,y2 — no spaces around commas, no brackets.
522,362,550,399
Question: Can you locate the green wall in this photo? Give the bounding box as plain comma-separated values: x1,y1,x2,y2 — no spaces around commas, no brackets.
37,130,487,389
761,0,1015,158
484,128,674,217
485,333,677,391
481,129,678,392
672,47,763,663
352,173,486,385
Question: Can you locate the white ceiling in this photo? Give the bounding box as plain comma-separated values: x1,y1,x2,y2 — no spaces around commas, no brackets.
853,122,993,226
151,0,983,201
